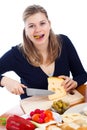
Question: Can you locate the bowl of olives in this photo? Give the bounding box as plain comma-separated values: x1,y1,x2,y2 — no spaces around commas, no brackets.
51,99,70,114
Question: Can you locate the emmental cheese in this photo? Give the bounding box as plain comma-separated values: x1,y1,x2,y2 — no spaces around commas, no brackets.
48,77,66,100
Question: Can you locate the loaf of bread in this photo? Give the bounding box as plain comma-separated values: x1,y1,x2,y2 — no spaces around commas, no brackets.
48,77,66,100
46,120,87,130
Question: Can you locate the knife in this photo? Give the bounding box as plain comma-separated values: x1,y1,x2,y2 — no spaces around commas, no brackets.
26,88,54,96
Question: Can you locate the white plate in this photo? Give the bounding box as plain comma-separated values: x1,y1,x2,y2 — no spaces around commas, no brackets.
22,112,62,129
22,111,62,123
64,103,87,114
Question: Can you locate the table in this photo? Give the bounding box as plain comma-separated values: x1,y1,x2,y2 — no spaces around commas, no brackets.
0,84,87,130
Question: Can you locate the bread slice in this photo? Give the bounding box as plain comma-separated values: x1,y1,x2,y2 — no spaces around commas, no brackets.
46,124,62,130
48,77,66,100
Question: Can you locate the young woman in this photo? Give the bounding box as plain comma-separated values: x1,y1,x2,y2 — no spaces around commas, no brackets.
0,5,87,99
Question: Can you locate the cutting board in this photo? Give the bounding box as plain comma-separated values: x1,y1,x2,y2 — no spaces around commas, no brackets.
20,90,84,114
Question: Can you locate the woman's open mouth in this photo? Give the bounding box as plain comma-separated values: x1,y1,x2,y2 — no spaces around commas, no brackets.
34,34,44,39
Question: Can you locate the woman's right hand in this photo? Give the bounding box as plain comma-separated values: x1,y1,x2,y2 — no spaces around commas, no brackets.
1,77,27,95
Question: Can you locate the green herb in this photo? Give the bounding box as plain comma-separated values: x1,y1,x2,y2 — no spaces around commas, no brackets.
0,117,7,126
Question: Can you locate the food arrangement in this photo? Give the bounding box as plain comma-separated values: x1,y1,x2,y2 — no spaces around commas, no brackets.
1,77,86,130
20,77,84,114
1,106,87,130
27,109,54,123
5,106,87,130
5,109,57,130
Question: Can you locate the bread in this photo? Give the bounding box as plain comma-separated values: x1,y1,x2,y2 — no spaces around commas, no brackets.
61,113,87,130
46,121,87,130
46,124,62,130
60,120,87,130
59,122,79,130
48,77,66,100
62,113,87,123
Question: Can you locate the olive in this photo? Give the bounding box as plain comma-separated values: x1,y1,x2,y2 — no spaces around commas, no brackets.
51,99,69,114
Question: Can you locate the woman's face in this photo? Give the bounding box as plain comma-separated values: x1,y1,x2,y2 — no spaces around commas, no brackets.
25,12,51,47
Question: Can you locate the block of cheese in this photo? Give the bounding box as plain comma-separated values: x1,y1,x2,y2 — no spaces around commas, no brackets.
48,77,66,100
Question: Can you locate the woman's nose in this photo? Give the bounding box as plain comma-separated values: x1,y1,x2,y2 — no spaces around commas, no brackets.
35,25,41,32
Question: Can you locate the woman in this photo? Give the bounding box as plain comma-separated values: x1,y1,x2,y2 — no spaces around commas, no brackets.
0,5,87,99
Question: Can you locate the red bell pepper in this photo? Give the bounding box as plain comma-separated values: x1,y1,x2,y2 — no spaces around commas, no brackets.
6,115,36,130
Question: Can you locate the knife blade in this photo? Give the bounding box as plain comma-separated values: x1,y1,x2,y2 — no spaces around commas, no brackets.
26,88,54,96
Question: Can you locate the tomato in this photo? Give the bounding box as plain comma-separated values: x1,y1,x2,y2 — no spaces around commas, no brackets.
44,110,53,118
44,116,51,123
31,114,40,122
43,110,54,123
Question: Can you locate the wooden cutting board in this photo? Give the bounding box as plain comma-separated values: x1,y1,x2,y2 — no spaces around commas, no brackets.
20,90,84,114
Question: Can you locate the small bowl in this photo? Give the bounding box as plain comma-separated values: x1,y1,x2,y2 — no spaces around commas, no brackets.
51,100,70,114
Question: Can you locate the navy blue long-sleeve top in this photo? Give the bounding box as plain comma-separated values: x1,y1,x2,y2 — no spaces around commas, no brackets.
0,34,87,99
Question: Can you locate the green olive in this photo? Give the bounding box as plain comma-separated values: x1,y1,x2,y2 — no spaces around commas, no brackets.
51,99,69,114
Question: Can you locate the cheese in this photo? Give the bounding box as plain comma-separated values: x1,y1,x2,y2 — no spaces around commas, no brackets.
48,77,66,100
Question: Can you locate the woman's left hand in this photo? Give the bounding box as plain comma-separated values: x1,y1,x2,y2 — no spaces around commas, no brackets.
58,75,78,92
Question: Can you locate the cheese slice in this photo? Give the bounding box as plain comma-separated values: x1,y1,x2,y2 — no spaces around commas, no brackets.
48,77,66,100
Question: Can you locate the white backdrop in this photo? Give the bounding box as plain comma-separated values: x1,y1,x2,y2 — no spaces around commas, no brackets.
0,0,87,115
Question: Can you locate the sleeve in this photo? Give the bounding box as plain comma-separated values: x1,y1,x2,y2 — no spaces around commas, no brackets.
0,46,17,84
60,34,87,86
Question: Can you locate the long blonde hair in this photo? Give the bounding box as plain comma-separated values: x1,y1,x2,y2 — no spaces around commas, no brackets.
21,5,62,67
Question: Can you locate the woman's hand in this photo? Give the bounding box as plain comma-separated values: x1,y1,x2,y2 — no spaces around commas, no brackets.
1,77,27,95
58,75,78,92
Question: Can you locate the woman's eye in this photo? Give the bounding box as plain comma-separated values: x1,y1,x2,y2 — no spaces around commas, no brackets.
28,25,34,28
40,22,46,26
